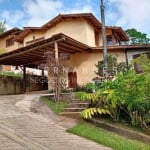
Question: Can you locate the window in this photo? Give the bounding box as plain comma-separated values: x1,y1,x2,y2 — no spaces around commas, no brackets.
107,36,113,45
6,38,14,47
95,30,100,46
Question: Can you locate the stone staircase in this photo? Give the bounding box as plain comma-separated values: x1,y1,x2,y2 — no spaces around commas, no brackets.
60,93,90,117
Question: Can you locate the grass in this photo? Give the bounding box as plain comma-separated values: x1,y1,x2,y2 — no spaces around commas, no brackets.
67,122,150,150
42,97,66,114
0,71,23,78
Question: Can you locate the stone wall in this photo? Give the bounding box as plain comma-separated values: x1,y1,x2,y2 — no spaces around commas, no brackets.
0,76,23,95
0,75,48,95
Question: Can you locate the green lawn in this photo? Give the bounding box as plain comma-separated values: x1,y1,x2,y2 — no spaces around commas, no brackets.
42,97,66,114
67,122,150,150
0,71,23,78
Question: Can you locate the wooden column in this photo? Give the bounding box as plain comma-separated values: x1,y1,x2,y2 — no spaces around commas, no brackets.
55,42,59,63
41,69,44,77
23,66,26,93
54,42,60,102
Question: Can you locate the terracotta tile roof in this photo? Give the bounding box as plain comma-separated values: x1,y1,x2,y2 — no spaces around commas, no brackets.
15,13,128,42
0,28,22,38
41,13,102,31
106,26,129,41
0,33,90,68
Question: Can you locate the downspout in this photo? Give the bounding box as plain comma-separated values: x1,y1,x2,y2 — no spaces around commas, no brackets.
125,48,129,66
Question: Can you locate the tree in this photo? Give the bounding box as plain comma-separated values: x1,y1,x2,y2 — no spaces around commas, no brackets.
125,28,150,45
0,21,6,34
95,54,129,78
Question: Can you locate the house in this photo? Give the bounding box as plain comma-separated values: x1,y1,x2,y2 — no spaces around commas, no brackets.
0,28,22,71
0,13,135,91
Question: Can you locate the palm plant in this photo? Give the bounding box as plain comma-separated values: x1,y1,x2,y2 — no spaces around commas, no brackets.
0,21,6,34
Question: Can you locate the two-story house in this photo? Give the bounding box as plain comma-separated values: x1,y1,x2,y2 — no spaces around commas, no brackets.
0,13,129,91
0,28,22,71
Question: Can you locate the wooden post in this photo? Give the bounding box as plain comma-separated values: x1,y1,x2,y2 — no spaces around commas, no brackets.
41,69,44,77
23,66,26,93
55,42,59,63
54,42,60,102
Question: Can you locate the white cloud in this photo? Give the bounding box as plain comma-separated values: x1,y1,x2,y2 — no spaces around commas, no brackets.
23,0,63,26
1,10,24,27
0,0,96,29
107,0,150,36
62,5,93,14
61,0,95,16
22,0,95,26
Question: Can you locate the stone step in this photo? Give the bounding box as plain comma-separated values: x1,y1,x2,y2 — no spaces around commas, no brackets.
63,107,86,112
66,102,89,108
60,112,80,115
60,112,81,119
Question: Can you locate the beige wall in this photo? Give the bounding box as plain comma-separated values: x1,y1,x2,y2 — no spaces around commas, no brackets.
67,51,101,85
45,49,125,88
45,18,96,46
68,50,125,86
24,31,44,46
85,22,96,46
0,36,19,53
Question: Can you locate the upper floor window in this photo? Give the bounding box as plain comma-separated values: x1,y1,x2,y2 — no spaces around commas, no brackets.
6,38,14,47
94,30,100,46
107,36,113,45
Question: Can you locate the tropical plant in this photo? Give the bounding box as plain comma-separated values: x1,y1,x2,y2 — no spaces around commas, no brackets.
0,49,6,54
95,54,129,78
0,21,6,34
115,70,150,128
76,92,111,119
77,54,150,129
84,82,96,93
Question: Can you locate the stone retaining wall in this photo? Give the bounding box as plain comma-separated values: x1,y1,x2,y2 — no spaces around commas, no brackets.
0,75,48,95
89,119,150,144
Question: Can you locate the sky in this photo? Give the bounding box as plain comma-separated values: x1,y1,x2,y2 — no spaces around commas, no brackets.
0,0,150,37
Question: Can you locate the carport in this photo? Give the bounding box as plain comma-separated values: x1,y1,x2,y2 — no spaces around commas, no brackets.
0,33,90,92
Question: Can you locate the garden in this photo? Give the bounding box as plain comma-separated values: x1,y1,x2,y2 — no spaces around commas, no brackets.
77,54,150,130
42,54,150,150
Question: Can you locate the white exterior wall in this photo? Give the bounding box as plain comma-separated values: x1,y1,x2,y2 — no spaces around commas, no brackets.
127,50,150,64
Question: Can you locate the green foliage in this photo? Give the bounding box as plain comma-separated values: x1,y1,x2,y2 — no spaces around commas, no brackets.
76,92,111,119
95,55,117,77
81,108,110,119
78,54,150,128
0,49,6,54
132,54,150,73
95,54,129,77
125,28,150,44
42,97,66,114
68,122,150,150
0,21,6,34
0,71,23,78
76,92,100,102
84,82,96,93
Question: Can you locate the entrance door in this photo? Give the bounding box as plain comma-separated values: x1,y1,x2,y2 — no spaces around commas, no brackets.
68,72,77,88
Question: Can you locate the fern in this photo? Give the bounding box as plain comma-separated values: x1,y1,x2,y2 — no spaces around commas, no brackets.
80,108,111,119
76,92,100,102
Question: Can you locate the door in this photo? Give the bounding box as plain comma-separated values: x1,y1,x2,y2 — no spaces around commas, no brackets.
68,72,77,88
